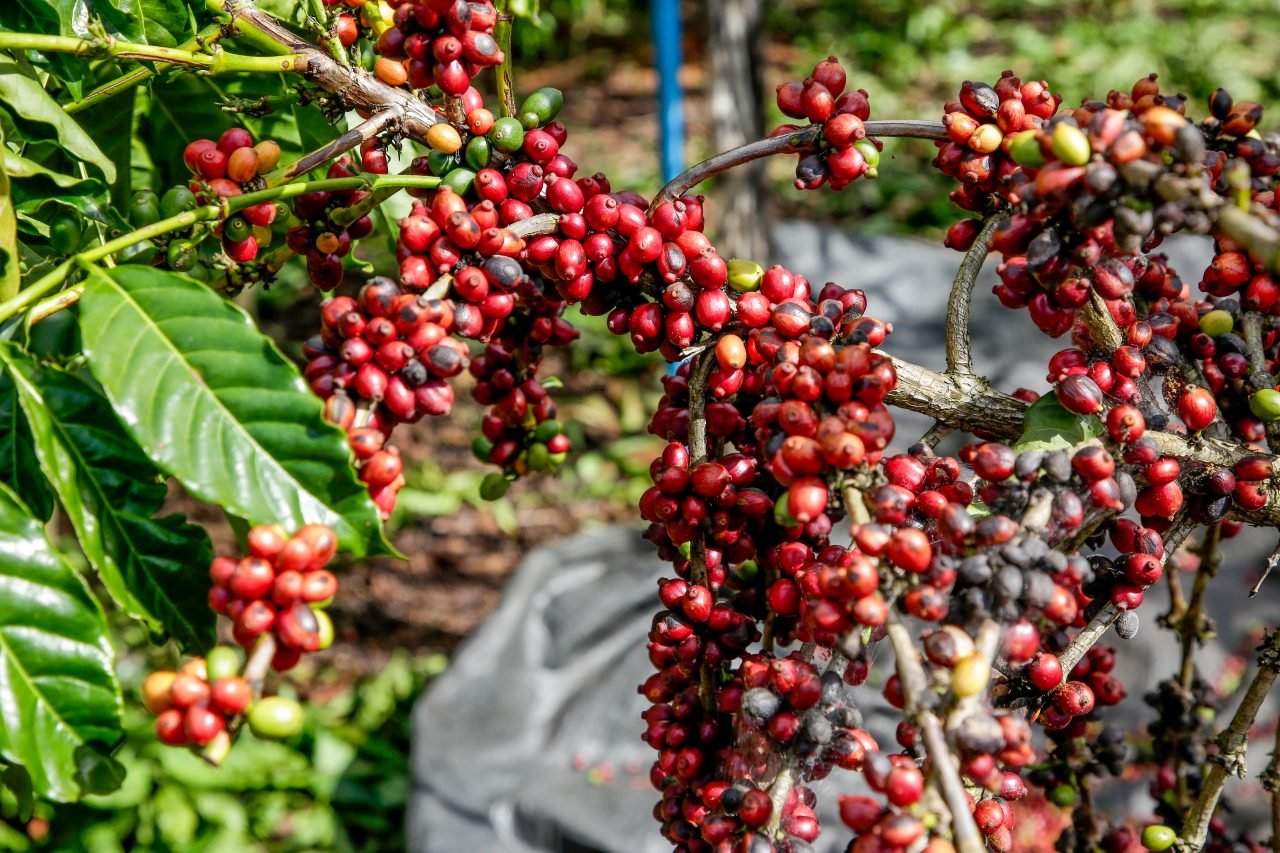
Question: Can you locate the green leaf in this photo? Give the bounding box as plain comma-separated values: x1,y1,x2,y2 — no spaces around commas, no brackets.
0,57,116,185
0,372,54,522
0,346,214,651
1013,392,1104,452
1,764,35,821
0,480,122,802
4,150,106,211
74,743,126,795
77,264,391,556
0,125,17,301
7,0,189,46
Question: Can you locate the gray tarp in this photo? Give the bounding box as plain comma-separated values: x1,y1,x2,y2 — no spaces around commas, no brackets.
410,227,1278,851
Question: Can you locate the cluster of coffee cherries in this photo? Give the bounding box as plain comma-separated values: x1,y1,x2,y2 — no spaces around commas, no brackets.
181,129,284,264
771,56,882,190
145,523,337,759
207,523,339,669
143,646,304,753
934,71,1061,212
306,277,468,516
372,0,502,93
286,157,376,290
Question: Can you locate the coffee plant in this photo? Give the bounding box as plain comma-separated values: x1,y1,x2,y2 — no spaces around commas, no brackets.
0,1,1278,851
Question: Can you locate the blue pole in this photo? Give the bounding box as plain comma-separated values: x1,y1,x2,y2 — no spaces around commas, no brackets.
651,0,684,183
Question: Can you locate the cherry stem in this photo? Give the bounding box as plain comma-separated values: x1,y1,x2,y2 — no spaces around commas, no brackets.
63,24,225,114
1176,629,1280,852
1178,523,1223,691
944,211,1007,376
649,120,949,212
306,0,351,69
206,0,447,143
0,32,305,75
265,108,403,187
0,174,443,326
494,1,518,119
886,616,986,853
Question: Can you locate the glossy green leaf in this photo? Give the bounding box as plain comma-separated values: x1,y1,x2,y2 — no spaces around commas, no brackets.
4,150,106,213
1013,392,1104,452
0,125,16,301
77,264,390,556
0,480,122,801
0,372,54,522
6,0,190,47
0,57,115,185
0,346,214,650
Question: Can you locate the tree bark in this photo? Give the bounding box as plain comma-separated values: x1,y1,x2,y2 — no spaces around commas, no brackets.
705,0,771,261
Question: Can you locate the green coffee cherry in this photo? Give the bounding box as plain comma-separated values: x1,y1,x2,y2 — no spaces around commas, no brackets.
1048,783,1076,807
471,435,494,463
314,609,334,650
159,186,198,219
48,209,84,255
548,451,567,466
1007,129,1046,167
1140,825,1176,852
464,135,492,171
1198,308,1235,337
247,696,304,740
479,471,509,501
533,419,561,443
426,148,460,177
205,645,243,682
853,139,880,176
727,258,764,292
488,117,525,154
517,87,564,130
735,559,759,582
130,189,161,228
774,495,799,528
168,239,200,272
525,442,550,472
223,215,253,244
441,167,476,197
1051,122,1092,166
1249,388,1280,421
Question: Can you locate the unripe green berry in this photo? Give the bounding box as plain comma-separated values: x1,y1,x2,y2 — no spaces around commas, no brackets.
1008,129,1046,167
479,471,510,501
1051,122,1091,166
205,645,242,682
247,696,304,740
1249,388,1280,422
727,258,764,292
1198,308,1235,337
1140,825,1176,851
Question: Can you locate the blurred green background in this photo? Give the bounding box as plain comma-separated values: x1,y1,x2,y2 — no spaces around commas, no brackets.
6,0,1280,849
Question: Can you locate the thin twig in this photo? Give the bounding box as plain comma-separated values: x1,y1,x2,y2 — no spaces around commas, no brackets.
886,616,985,853
1057,513,1196,675
494,2,518,118
1253,539,1280,598
945,212,1007,376
648,120,948,211
1176,630,1280,851
1179,524,1223,691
